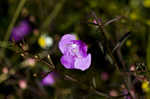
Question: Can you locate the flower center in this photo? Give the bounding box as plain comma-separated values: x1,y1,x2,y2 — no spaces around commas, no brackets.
65,43,82,57
71,44,78,53
72,44,77,48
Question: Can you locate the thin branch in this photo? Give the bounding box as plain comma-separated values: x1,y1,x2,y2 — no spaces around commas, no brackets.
47,54,55,69
112,32,131,53
104,16,123,26
91,11,135,99
88,16,123,27
91,11,120,72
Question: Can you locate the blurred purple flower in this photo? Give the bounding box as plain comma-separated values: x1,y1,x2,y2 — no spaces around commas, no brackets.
101,72,109,81
125,96,131,99
10,20,31,42
58,34,91,71
42,72,56,86
123,90,131,99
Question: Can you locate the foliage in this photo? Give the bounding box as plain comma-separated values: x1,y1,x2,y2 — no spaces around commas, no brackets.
0,0,150,99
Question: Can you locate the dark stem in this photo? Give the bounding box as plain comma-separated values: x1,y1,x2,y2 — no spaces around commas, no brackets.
91,11,135,99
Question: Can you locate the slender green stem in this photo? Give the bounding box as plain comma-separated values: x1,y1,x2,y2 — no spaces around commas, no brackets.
146,31,150,99
147,33,150,71
41,0,65,30
0,0,26,59
5,0,27,41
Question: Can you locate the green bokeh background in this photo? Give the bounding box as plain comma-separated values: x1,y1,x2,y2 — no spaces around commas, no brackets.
0,0,150,99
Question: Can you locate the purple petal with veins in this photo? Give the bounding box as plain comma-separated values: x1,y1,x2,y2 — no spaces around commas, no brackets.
58,34,91,71
60,55,75,69
74,53,91,71
59,34,76,54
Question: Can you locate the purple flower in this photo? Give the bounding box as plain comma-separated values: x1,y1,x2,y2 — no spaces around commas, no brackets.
10,20,31,42
125,96,131,99
41,72,56,86
58,34,91,71
123,90,131,99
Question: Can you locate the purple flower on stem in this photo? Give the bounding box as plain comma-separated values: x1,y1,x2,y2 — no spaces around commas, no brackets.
42,72,56,86
58,34,91,71
10,20,31,42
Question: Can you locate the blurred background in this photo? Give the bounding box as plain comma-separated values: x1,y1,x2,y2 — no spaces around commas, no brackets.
0,0,150,99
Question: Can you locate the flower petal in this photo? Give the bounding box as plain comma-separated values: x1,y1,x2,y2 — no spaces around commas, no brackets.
59,34,76,54
10,20,31,42
18,21,31,35
74,53,91,71
72,40,88,57
42,73,55,85
60,55,75,69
